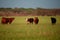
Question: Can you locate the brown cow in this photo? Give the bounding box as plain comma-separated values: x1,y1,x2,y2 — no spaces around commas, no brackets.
1,17,9,24
1,17,6,24
9,18,15,24
34,17,39,24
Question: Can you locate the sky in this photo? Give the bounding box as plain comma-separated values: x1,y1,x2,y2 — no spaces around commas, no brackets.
0,0,60,9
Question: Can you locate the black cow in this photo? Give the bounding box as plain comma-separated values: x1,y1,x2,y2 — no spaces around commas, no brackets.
26,18,34,24
51,17,56,25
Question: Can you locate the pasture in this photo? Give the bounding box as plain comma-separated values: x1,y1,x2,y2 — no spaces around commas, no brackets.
0,16,60,40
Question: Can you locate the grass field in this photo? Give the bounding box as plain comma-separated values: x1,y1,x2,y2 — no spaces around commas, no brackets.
0,16,60,40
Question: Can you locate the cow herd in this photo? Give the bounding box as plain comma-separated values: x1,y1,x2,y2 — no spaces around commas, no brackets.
26,17,39,24
1,17,56,25
1,17,15,24
26,17,56,25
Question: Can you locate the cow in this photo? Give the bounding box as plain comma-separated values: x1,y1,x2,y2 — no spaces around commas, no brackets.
9,18,15,24
1,17,9,24
1,17,15,24
34,17,39,24
51,17,56,25
1,17,6,24
26,18,34,24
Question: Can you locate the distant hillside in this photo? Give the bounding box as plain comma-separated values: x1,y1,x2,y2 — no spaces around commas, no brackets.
0,8,60,16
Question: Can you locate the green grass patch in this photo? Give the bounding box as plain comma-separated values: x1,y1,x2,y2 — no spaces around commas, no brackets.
0,16,60,40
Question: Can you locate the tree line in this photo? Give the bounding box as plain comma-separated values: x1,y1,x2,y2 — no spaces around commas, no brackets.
0,8,60,16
